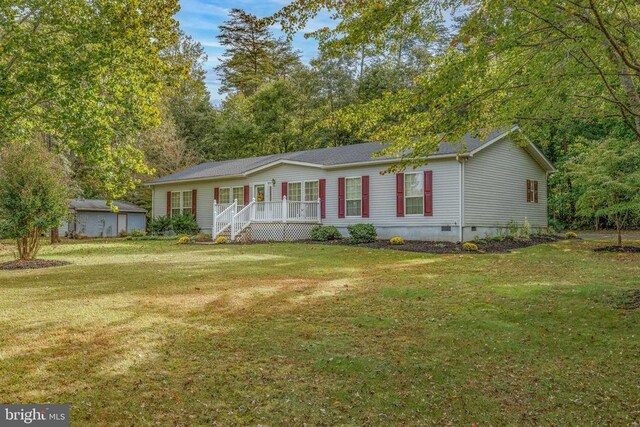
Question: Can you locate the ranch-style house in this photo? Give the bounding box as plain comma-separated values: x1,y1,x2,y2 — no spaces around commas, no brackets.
148,126,555,242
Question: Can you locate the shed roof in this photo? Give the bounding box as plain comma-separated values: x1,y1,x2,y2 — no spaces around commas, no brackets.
70,199,147,214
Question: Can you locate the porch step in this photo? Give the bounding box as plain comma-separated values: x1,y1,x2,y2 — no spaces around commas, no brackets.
215,226,251,242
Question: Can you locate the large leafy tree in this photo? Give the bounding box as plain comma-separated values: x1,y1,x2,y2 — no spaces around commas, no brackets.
570,138,640,246
0,0,180,198
0,140,68,260
275,0,640,161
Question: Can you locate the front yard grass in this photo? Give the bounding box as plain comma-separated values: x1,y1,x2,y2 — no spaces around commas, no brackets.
0,238,638,425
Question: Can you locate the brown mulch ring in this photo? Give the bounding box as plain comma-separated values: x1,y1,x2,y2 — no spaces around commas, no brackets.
594,245,640,253
614,290,640,311
0,259,71,270
298,234,562,254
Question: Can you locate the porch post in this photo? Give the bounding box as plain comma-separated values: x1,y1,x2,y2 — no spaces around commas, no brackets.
282,196,288,223
251,198,256,221
231,199,237,240
317,198,321,223
213,199,217,237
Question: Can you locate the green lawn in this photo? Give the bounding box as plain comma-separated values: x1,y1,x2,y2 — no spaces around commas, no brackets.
1,239,639,425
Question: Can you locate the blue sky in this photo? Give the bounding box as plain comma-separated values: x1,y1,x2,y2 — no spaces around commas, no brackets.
176,0,333,103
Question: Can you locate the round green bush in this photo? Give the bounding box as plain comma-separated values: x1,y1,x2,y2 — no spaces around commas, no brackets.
347,223,377,244
565,231,578,239
310,225,342,241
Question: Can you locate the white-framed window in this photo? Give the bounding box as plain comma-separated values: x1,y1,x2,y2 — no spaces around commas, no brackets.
219,187,231,204
405,172,424,215
527,179,539,203
304,180,319,202
288,182,302,202
345,177,362,217
171,192,181,216
232,186,244,204
171,191,193,216
182,191,192,214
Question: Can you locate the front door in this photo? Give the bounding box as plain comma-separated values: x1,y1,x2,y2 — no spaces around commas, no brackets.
117,214,127,235
254,184,268,202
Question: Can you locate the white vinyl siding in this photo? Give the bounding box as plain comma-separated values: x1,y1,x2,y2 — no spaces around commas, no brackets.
464,137,548,227
345,177,362,217
153,160,460,234
404,172,424,215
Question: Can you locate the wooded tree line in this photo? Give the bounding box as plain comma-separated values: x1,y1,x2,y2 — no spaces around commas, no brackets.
1,1,638,259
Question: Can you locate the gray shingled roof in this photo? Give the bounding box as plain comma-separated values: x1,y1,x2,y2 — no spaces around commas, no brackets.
150,129,508,185
70,199,147,213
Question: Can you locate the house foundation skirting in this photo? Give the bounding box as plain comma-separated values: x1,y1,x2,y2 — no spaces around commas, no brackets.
249,223,317,241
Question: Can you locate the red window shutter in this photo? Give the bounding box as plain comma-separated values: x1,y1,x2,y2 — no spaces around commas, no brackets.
362,175,370,218
214,187,219,203
534,180,539,203
166,191,172,217
396,173,404,217
319,179,326,219
526,180,531,202
281,181,288,199
338,177,345,218
192,189,197,218
424,171,433,216
243,185,249,205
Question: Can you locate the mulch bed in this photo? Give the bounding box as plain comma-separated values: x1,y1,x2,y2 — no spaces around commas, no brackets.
311,234,562,254
0,259,71,270
594,246,640,253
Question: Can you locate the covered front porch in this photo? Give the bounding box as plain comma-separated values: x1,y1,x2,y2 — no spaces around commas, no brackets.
213,197,322,241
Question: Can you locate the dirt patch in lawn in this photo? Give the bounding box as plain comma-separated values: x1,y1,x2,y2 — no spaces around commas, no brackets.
594,245,640,253
0,259,71,270
613,290,640,311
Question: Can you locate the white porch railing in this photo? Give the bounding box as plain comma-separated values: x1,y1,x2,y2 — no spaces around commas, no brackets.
232,200,254,240
213,197,321,240
213,200,236,238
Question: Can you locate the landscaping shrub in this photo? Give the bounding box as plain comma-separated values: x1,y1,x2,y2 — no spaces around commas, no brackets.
130,229,146,238
215,236,228,244
118,230,129,238
390,236,405,245
147,214,199,235
462,242,479,252
565,231,578,239
171,214,200,235
310,225,342,241
192,233,212,242
347,224,377,243
148,216,172,234
176,235,190,244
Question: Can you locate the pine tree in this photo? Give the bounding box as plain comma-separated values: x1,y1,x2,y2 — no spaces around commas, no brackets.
215,9,277,96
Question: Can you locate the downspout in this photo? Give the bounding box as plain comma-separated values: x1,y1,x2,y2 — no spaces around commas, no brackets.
457,155,465,243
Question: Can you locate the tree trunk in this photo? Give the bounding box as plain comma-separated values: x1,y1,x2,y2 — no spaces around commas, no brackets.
50,227,60,244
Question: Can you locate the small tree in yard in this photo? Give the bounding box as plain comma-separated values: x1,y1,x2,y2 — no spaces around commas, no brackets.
570,139,640,247
0,141,68,260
